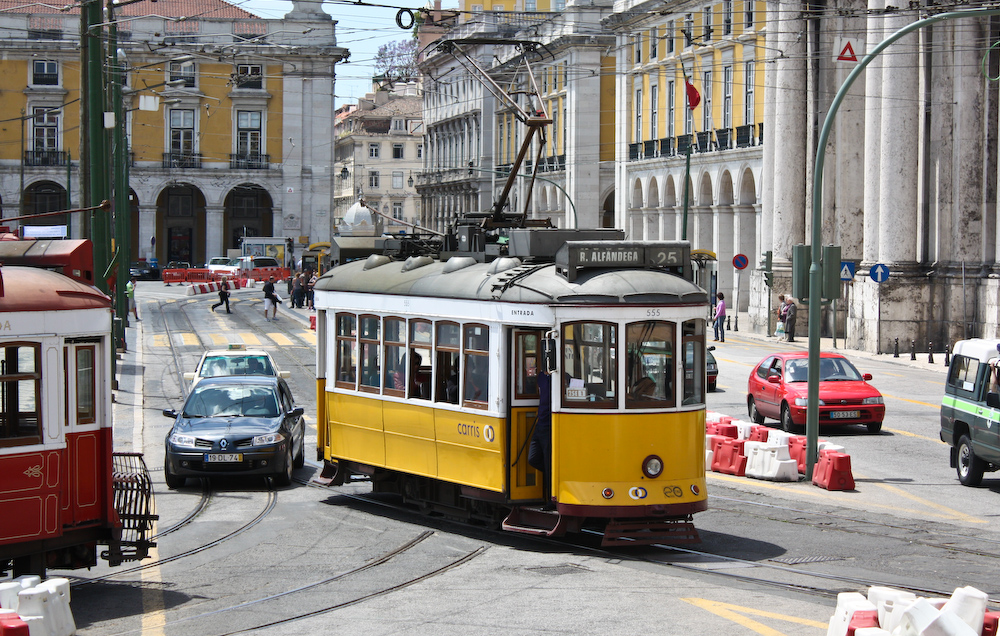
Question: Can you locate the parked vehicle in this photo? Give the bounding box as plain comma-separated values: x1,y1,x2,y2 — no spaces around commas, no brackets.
940,339,1000,486
213,255,288,281
163,376,305,488
165,260,191,270
130,260,160,280
206,257,234,273
183,344,290,388
746,351,885,434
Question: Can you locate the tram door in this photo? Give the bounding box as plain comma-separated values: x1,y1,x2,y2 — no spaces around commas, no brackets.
63,339,104,526
507,329,545,502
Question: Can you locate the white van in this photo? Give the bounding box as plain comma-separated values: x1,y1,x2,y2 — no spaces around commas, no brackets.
940,338,1000,485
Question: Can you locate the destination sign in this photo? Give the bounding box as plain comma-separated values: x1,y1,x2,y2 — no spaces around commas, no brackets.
555,241,691,282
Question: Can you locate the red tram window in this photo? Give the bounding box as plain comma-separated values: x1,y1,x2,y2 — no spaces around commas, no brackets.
0,342,43,446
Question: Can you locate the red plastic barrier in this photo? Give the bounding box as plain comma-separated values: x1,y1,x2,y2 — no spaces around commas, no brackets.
714,438,748,476
706,421,717,435
788,435,808,474
983,611,1000,636
718,416,734,426
709,437,728,472
846,610,879,636
715,423,738,439
748,426,769,442
309,315,316,330
185,268,213,282
0,616,30,636
162,269,187,285
705,434,726,467
812,449,855,491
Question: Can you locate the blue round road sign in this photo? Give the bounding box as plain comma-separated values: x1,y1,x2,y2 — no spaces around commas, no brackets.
733,254,749,270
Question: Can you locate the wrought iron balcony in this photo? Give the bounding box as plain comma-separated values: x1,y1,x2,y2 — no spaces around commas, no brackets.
162,152,203,169
735,124,755,148
715,128,731,150
229,153,270,169
659,137,675,157
696,131,713,152
643,140,657,159
677,134,692,154
24,150,68,166
628,143,640,161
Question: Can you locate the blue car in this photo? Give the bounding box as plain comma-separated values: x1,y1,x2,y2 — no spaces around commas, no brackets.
163,376,305,488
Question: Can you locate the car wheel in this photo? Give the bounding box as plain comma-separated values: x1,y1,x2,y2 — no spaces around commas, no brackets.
748,396,765,424
708,381,717,393
164,460,185,490
780,404,796,433
957,434,985,487
293,436,305,469
274,446,294,487
866,421,883,435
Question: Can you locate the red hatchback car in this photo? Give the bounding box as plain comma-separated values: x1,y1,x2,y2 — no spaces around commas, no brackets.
746,352,886,434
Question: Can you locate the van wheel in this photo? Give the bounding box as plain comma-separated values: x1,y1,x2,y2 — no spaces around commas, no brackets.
957,435,985,486
748,396,765,424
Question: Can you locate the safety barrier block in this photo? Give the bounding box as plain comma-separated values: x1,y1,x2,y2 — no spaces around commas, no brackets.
715,438,748,476
983,611,1000,636
813,449,855,491
899,597,978,636
745,443,798,481
943,586,988,634
715,422,739,439
819,441,846,455
709,437,728,472
747,425,770,442
0,584,19,612
828,592,877,636
38,578,74,636
14,577,76,636
767,429,794,447
0,615,29,636
733,420,754,440
310,315,316,330
851,629,890,636
788,435,808,473
705,434,726,469
846,610,880,636
868,586,917,630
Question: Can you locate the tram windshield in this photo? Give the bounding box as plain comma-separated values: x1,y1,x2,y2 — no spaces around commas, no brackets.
625,321,675,408
561,322,617,408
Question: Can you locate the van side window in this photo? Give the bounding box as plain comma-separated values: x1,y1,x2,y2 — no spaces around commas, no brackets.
946,355,979,394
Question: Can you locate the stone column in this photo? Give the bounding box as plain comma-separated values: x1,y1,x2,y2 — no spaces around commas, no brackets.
734,204,758,311
139,204,157,263
876,8,919,265
951,17,986,263
205,205,224,259
769,0,807,262
759,0,779,258
862,0,883,266
714,204,736,304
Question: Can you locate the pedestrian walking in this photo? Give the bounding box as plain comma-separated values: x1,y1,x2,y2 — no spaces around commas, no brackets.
212,277,231,313
126,276,139,321
712,292,726,342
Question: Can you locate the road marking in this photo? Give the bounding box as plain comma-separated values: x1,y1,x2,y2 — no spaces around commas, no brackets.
210,333,229,346
868,480,985,524
301,331,317,345
181,333,199,345
884,427,945,444
241,332,261,346
682,598,827,635
141,531,166,636
706,472,985,523
152,334,168,348
269,332,294,347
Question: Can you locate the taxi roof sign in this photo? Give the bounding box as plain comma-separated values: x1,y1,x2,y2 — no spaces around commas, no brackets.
227,343,246,350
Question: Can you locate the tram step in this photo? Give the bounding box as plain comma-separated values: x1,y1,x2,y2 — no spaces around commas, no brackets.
602,518,700,547
501,506,572,537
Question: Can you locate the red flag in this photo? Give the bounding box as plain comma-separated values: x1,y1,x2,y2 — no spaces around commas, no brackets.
685,79,701,110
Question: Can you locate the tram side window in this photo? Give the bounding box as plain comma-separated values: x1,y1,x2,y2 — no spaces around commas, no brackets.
335,313,358,388
383,318,406,397
681,320,705,405
515,332,540,399
625,321,675,408
1,343,42,445
409,319,432,399
562,322,617,409
436,322,461,404
463,324,490,407
76,346,96,424
359,315,381,392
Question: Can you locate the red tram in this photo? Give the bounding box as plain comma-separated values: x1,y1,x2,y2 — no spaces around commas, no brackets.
0,238,155,576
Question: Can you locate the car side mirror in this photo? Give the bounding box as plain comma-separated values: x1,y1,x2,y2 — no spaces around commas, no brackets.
183,372,195,381
863,373,873,381
767,374,781,384
987,393,1000,409
279,371,291,379
289,406,305,417
708,346,716,352
163,408,178,418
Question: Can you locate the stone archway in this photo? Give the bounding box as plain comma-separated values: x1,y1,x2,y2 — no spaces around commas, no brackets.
22,180,68,232
224,184,274,254
156,183,207,265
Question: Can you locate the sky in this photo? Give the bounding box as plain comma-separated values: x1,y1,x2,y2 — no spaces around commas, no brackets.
237,0,421,107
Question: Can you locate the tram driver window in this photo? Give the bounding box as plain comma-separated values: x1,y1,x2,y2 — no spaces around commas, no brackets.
625,321,675,408
463,324,490,407
681,320,706,405
0,343,42,446
436,322,461,404
335,313,358,388
515,332,540,399
561,322,617,409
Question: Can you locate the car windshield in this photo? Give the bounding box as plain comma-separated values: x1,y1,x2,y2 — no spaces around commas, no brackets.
199,355,275,378
183,384,280,418
784,357,863,383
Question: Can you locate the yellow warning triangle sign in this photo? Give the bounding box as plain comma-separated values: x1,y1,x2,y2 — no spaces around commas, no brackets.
838,41,858,62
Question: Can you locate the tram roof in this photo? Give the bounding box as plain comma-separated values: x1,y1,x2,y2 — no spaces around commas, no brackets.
0,265,111,312
314,256,708,305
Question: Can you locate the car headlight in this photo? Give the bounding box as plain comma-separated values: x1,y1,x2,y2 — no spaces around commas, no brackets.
253,432,286,446
793,397,825,406
170,433,197,448
862,396,884,405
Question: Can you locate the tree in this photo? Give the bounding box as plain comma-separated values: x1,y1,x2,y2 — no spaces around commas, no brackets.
373,39,418,82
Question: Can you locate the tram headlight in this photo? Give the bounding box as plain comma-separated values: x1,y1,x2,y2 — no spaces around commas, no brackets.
253,432,285,446
169,433,196,448
642,455,664,478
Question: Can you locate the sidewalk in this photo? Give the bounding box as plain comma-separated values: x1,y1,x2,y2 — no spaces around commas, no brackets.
719,310,952,375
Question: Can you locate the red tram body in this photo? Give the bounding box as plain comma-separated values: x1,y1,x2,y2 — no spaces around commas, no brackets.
0,239,155,576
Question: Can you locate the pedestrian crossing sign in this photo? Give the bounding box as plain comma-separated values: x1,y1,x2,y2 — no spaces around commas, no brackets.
840,261,856,281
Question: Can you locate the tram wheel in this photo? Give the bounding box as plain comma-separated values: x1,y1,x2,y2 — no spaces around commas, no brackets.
957,435,985,487
747,396,765,424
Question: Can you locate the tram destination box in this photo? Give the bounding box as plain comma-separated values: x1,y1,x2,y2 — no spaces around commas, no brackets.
508,228,624,259
555,240,692,282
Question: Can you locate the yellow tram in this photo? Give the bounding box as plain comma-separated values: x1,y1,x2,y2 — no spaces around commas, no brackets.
313,228,710,545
